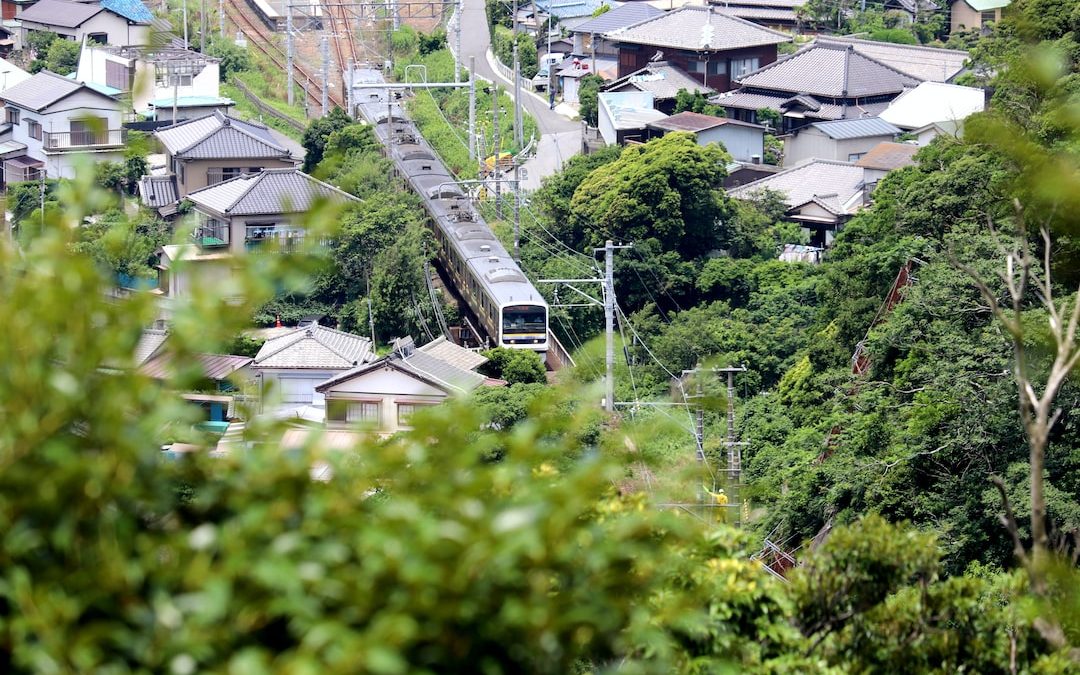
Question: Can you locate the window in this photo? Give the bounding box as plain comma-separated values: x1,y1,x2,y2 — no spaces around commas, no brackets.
730,57,760,80
707,60,726,76
88,33,108,45
980,9,997,23
397,403,430,426
328,399,380,424
847,152,866,162
5,107,18,125
26,119,40,141
687,60,705,74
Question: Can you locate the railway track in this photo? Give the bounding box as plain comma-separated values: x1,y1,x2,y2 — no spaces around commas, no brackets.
224,0,344,110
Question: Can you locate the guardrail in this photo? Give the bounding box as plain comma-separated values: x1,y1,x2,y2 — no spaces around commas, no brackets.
229,77,307,134
490,49,536,93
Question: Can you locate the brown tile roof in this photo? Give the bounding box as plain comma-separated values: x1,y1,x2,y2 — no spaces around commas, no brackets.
854,141,919,170
647,110,764,133
141,353,253,380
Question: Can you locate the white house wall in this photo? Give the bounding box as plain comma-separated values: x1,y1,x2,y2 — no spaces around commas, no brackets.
698,125,764,163
322,365,452,434
784,130,895,166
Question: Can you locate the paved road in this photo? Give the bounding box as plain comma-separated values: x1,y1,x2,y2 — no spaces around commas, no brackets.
458,0,580,138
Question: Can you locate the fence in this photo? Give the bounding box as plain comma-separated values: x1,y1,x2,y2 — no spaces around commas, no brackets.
229,77,307,134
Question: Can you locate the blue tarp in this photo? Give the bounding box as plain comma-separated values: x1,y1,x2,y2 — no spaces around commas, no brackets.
101,0,154,24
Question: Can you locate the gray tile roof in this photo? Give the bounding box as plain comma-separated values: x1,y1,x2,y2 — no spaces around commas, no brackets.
815,36,967,83
19,0,102,28
138,174,178,210
809,117,902,139
571,2,664,35
604,5,791,52
141,352,253,380
134,328,169,366
736,43,922,98
604,61,715,101
728,159,866,214
186,168,359,216
316,348,487,395
713,88,892,121
713,6,799,21
417,336,488,372
253,324,374,370
155,111,291,160
0,71,112,112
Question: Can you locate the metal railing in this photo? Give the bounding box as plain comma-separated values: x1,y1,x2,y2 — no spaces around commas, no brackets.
193,220,230,248
244,231,331,253
43,129,125,151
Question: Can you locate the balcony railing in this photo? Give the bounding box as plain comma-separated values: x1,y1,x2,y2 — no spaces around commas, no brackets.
245,230,332,253
43,129,126,152
193,220,230,248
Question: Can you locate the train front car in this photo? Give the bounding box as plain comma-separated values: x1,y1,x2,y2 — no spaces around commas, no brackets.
499,302,549,350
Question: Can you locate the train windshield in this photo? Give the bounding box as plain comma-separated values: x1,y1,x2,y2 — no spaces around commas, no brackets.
502,305,547,334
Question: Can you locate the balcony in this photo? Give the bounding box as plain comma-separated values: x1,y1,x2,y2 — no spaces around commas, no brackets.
43,129,126,153
245,228,331,253
193,220,230,249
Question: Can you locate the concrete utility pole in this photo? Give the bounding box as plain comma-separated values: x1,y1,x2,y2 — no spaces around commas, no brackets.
468,56,476,160
347,58,354,115
321,33,330,115
200,0,207,53
286,0,294,105
716,365,748,526
219,0,224,37
512,0,518,33
454,0,462,83
513,43,523,149
539,241,631,412
182,0,189,49
512,161,520,263
492,84,501,218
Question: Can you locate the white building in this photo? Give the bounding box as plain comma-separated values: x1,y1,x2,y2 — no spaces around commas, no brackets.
597,90,665,145
19,0,153,49
0,69,124,182
879,81,985,131
646,111,766,163
252,324,375,410
783,117,901,167
76,43,231,120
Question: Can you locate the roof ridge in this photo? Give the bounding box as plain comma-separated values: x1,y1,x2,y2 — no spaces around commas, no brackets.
172,113,227,155
252,328,308,364
217,118,289,155
222,172,266,214
309,327,370,365
845,45,928,84
400,352,470,394
819,34,969,57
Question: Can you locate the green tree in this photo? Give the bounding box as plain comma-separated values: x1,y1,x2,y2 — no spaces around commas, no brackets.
44,39,80,75
301,107,352,172
206,36,251,80
673,89,722,116
481,347,548,384
577,73,603,126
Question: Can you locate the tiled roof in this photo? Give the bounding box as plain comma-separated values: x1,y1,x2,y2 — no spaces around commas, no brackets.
604,5,791,51
571,2,664,34
155,111,290,159
713,88,891,120
134,328,169,366
854,141,919,170
19,0,102,28
648,110,764,133
808,117,901,139
604,61,715,100
186,168,358,216
141,352,253,380
138,174,178,209
417,336,489,371
100,0,154,23
736,43,922,97
713,6,799,21
316,348,487,395
728,159,866,214
815,36,968,82
253,324,374,370
878,81,984,129
0,71,109,111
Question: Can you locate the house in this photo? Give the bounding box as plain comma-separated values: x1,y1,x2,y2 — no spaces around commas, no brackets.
727,159,867,247
0,56,29,91
141,351,256,423
724,159,782,188
568,3,664,59
712,42,921,131
184,168,358,255
855,141,919,185
0,70,125,182
76,43,232,120
252,324,375,409
881,0,940,24
604,5,792,92
783,117,901,166
814,36,969,82
911,118,963,146
646,111,766,162
950,0,1009,33
878,81,984,130
603,60,715,114
709,0,808,30
534,0,610,29
597,90,667,145
134,326,169,366
19,0,153,48
140,112,299,214
555,59,596,104
316,337,497,435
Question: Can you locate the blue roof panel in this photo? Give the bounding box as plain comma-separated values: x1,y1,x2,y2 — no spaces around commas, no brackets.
101,0,154,23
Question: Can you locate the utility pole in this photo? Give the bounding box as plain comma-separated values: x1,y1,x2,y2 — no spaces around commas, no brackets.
512,0,517,33
219,0,224,37
716,365,748,526
512,43,523,150
454,0,462,83
468,56,476,160
512,160,520,263
347,58,354,115
321,33,330,116
539,240,632,413
182,0,189,49
200,0,206,53
682,368,706,461
492,84,501,219
286,0,294,106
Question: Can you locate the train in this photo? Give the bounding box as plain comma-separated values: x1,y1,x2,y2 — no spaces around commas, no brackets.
350,68,550,354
